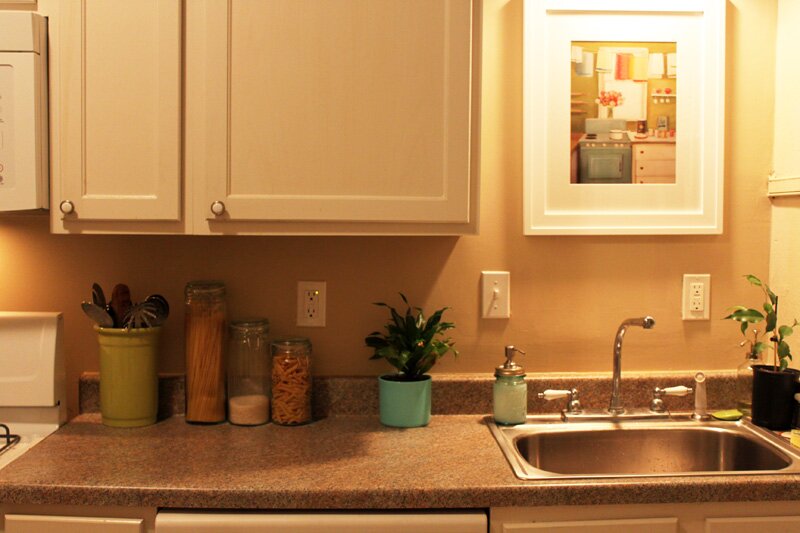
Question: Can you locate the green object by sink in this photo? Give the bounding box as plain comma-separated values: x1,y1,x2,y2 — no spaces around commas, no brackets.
711,409,743,421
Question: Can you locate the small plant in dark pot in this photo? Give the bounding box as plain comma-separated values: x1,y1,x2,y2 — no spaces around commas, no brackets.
724,275,800,430
365,294,457,427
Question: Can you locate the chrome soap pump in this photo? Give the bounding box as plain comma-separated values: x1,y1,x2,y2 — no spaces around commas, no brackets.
493,345,527,425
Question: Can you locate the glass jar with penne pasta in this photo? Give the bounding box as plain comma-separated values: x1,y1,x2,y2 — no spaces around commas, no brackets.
184,281,227,424
270,337,312,425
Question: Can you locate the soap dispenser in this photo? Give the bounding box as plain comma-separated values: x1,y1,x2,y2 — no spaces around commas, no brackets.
494,345,527,425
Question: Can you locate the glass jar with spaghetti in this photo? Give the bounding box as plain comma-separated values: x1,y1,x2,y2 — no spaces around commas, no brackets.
227,319,270,426
270,337,312,425
184,281,227,424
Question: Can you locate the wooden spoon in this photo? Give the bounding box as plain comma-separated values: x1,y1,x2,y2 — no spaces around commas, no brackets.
109,283,132,328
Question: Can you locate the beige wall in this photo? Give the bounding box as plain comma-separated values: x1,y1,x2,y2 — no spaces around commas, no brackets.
0,0,778,417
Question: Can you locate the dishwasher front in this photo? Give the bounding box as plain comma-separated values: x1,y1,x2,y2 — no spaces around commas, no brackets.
155,510,487,532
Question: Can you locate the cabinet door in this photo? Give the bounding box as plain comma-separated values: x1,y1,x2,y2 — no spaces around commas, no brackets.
188,0,480,234
498,517,678,532
501,518,678,533
6,514,143,533
633,143,675,161
637,160,676,177
705,516,800,532
55,0,182,228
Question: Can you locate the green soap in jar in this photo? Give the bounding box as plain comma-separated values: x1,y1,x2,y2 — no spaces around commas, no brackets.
493,346,527,425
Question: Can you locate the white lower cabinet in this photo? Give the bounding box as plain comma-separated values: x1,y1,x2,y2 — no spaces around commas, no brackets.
705,516,800,532
0,505,156,533
5,514,144,533
491,502,800,533
494,517,677,532
0,506,486,533
631,142,676,184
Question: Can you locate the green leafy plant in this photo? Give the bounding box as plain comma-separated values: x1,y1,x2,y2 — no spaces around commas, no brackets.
365,294,458,380
724,274,798,371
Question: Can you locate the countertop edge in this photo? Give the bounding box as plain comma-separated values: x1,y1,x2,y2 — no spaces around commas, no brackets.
3,476,800,509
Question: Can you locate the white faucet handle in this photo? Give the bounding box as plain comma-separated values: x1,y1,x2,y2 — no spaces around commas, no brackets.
538,389,571,401
662,385,693,397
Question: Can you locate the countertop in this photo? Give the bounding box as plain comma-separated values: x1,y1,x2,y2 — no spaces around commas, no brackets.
627,132,676,143
1,414,799,510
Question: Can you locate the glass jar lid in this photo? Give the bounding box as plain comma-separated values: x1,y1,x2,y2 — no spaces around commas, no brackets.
230,318,269,333
271,336,311,354
185,280,226,299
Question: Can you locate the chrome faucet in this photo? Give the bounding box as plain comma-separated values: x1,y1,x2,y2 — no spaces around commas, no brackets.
608,316,655,415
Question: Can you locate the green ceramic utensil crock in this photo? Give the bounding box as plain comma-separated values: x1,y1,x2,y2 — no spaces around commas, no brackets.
96,326,161,427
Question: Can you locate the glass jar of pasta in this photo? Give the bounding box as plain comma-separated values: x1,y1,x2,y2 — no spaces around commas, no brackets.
184,280,227,424
227,319,270,426
270,337,312,425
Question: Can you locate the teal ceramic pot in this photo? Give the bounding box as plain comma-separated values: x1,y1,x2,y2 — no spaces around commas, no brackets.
378,375,432,428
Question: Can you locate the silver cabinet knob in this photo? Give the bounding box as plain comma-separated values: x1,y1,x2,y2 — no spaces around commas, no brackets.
59,200,74,214
210,201,226,216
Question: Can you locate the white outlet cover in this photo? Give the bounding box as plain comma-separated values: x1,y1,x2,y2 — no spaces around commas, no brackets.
297,281,326,327
682,274,710,320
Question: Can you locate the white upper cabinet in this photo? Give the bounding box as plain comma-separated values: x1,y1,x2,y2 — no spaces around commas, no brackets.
52,0,183,233
187,0,480,235
49,0,480,235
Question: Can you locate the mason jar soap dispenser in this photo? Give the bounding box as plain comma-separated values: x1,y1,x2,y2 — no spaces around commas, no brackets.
494,345,527,425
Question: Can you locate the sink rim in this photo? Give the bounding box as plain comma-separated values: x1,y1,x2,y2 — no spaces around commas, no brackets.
487,415,800,480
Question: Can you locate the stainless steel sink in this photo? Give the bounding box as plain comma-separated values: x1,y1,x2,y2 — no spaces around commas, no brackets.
487,415,800,480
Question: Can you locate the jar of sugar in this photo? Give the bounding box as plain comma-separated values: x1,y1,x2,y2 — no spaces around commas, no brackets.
227,319,270,426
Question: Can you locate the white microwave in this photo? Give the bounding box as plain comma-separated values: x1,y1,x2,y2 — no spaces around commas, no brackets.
0,12,48,212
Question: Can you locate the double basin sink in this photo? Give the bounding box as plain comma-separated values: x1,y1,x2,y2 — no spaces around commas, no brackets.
488,415,800,480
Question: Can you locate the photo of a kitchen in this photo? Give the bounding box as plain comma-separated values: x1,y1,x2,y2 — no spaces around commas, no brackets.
570,42,677,184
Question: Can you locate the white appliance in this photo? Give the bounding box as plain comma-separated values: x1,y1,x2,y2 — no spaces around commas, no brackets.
0,312,65,469
0,13,49,212
155,511,487,532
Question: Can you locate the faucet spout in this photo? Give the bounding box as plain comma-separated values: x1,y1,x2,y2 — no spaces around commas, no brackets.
609,316,655,415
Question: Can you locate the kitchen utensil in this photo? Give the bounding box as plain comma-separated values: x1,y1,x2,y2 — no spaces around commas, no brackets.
81,301,114,328
91,283,106,308
109,284,132,328
123,301,159,329
145,294,170,325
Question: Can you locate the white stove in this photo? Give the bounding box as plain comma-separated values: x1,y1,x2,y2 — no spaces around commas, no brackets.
577,118,633,184
0,312,65,470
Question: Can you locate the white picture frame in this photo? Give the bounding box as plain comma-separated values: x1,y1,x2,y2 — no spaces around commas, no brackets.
523,0,725,235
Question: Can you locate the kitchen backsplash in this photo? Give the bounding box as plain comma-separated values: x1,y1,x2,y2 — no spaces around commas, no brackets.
79,371,737,419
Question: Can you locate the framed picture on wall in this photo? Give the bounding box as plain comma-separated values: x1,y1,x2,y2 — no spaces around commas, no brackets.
523,0,725,235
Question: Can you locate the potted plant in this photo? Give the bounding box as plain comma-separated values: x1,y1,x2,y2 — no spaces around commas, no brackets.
724,274,799,430
365,294,458,428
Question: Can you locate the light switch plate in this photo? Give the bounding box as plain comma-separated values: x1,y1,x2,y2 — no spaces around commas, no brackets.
482,271,510,319
682,273,710,320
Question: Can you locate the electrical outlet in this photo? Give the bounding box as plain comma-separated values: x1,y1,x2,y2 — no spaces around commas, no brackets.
682,274,710,320
297,281,326,327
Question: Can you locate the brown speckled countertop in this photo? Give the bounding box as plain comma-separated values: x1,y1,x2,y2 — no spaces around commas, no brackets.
2,412,800,510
